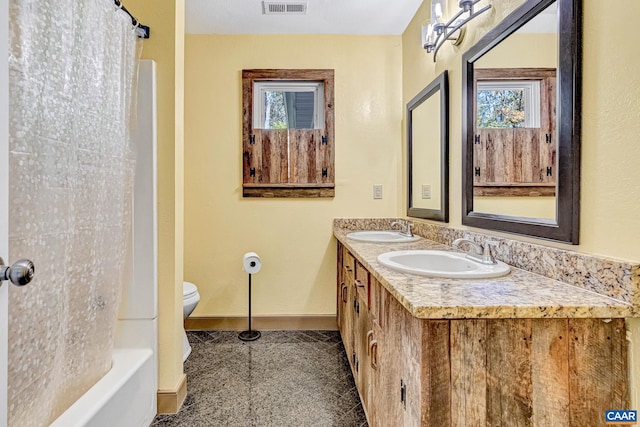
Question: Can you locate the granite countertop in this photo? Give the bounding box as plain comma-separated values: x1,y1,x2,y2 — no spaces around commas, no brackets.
334,226,634,319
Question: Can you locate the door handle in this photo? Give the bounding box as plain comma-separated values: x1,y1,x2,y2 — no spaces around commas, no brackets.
0,257,35,286
369,340,378,370
366,330,374,354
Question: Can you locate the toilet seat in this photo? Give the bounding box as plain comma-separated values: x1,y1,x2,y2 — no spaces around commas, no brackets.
182,281,200,361
183,281,198,298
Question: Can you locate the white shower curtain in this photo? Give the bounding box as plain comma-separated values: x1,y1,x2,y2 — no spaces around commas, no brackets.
8,0,140,425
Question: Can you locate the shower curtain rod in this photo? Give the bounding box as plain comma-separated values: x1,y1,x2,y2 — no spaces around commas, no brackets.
115,0,150,39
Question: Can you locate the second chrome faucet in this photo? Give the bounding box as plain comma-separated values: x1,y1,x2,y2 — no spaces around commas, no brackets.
451,237,497,265
390,220,414,237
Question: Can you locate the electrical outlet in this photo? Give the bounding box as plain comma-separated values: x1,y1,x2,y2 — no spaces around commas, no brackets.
422,185,431,199
373,184,383,199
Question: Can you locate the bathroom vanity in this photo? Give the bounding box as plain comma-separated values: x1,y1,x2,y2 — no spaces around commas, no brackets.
334,220,635,427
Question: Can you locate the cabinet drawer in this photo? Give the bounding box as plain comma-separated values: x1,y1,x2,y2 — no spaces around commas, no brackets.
369,277,385,328
355,261,369,307
343,248,355,280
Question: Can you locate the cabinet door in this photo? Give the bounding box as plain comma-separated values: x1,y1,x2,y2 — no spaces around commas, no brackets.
382,290,450,427
337,280,348,332
368,321,385,426
354,289,372,410
337,243,344,329
401,306,423,427
336,242,349,333
342,276,355,371
340,248,356,369
377,290,406,427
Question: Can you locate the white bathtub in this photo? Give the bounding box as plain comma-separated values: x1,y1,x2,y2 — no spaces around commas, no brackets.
50,349,156,427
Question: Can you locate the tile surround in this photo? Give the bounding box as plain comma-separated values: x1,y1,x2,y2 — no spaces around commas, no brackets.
335,218,639,318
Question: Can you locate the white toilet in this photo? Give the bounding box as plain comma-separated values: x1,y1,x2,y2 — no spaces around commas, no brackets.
183,281,200,361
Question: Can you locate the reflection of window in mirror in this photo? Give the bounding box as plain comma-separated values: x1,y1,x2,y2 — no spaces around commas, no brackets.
477,81,540,128
242,70,334,198
470,0,558,220
473,68,556,209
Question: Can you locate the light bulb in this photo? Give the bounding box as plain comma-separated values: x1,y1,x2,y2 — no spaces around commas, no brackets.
422,24,436,50
434,3,444,23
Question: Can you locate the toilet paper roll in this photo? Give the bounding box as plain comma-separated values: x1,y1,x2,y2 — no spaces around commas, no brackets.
243,252,262,274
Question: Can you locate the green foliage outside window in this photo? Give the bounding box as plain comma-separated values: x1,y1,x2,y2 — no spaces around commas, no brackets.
264,91,288,129
477,89,526,128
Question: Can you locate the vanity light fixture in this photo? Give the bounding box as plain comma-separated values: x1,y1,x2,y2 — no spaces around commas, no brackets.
422,0,492,61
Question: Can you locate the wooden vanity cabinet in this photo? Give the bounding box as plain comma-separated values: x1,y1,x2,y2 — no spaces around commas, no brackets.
337,244,387,421
338,244,355,360
354,289,372,408
337,244,449,426
336,245,629,427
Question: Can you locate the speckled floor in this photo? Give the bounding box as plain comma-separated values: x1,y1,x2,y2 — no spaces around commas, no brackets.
151,330,368,427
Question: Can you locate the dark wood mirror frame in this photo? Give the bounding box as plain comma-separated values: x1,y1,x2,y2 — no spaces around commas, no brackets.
462,0,581,244
407,71,449,222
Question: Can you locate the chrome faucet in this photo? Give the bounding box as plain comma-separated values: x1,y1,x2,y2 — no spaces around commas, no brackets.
452,237,497,265
390,220,414,237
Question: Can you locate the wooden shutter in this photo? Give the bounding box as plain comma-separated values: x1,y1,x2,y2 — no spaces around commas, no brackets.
473,68,556,197
242,69,335,198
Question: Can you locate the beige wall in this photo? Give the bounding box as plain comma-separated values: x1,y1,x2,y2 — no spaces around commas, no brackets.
123,0,185,392
475,33,557,68
473,196,555,218
411,91,442,211
402,0,640,408
184,34,402,317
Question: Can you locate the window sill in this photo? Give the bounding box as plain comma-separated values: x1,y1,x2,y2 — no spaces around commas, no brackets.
242,183,335,198
474,183,555,197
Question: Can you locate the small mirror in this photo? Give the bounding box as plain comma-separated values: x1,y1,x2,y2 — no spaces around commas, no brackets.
462,0,581,243
407,71,449,222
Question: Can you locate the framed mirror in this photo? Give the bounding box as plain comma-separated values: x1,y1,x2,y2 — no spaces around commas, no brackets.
407,71,449,222
462,0,581,243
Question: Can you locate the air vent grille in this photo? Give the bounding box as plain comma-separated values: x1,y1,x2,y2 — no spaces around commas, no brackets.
262,1,308,15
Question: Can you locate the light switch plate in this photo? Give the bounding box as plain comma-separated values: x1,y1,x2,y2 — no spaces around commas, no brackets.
422,185,431,199
373,184,383,199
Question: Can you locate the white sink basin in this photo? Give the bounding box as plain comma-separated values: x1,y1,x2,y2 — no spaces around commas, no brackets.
377,250,510,279
347,230,421,243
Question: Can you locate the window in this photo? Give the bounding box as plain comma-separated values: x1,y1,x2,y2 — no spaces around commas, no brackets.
477,80,540,128
242,69,335,198
253,82,325,130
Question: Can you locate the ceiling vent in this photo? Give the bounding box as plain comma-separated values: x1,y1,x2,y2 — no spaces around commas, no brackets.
262,1,308,15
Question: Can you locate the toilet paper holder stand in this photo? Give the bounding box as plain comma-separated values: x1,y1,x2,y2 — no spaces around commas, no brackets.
239,269,261,342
